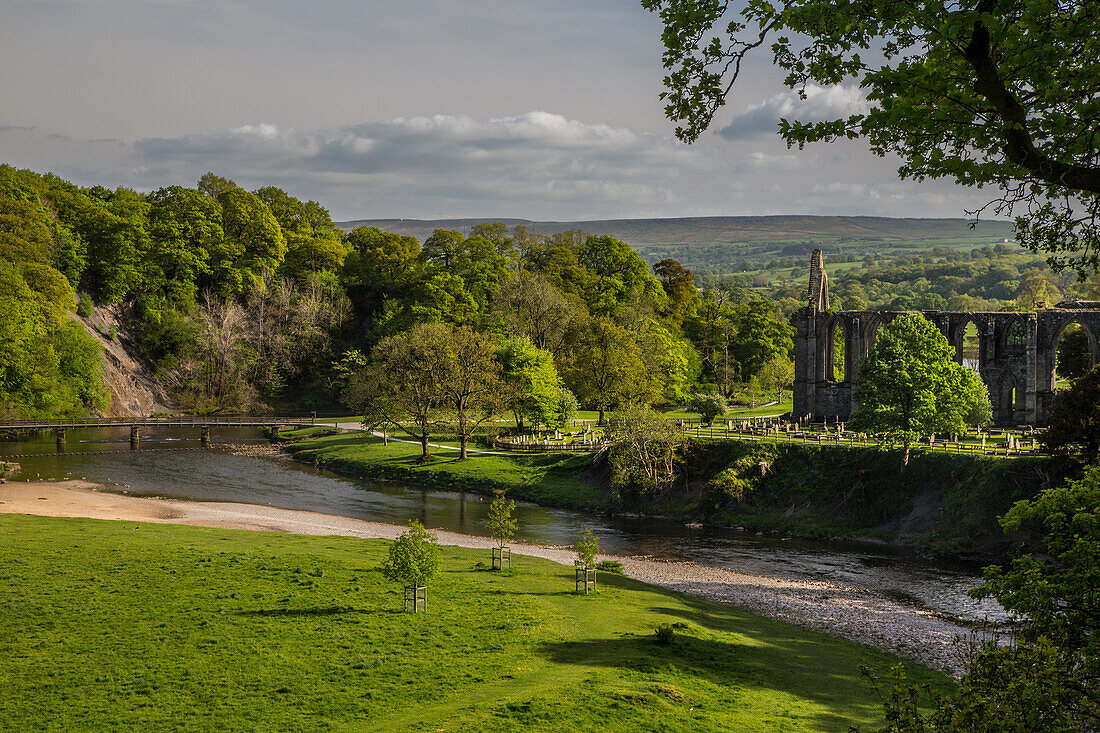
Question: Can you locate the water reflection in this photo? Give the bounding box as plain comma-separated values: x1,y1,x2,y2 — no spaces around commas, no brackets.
0,426,1005,623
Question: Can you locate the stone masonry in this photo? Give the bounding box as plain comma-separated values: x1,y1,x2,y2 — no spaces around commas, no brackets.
793,250,1100,425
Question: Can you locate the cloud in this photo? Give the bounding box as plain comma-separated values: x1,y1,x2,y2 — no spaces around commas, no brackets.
718,84,869,140
2,110,999,221
132,112,699,217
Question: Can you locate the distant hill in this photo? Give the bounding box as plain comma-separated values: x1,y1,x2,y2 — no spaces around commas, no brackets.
336,215,1017,275
337,215,1014,245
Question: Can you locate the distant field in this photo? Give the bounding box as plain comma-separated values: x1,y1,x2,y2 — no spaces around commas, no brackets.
337,215,1014,249
335,214,1021,284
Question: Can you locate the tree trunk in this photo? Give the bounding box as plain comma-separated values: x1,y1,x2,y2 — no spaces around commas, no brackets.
419,435,431,463
459,435,469,460
598,407,606,426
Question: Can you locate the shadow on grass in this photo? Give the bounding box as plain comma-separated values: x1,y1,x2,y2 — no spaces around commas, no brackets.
538,631,876,731
536,578,951,732
238,606,365,617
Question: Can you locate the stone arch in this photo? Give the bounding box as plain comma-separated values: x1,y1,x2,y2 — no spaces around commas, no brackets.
948,315,983,370
1001,317,1028,356
862,311,892,350
828,315,847,383
996,370,1025,424
1050,316,1100,383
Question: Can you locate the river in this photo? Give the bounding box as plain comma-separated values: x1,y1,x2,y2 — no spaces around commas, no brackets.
1,425,1006,625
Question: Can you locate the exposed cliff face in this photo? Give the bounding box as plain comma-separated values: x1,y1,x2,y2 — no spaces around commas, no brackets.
71,307,175,417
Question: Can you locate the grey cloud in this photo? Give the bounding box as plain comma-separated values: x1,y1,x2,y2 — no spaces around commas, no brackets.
718,84,869,140
134,113,696,217
5,112,1000,222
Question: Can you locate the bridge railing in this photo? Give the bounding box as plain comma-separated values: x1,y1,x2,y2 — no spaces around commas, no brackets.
0,415,316,430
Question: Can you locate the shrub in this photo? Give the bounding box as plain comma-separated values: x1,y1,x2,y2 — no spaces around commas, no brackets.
655,624,675,644
595,560,623,575
76,291,94,318
688,392,728,425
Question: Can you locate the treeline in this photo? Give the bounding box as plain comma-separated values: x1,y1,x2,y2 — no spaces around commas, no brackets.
0,166,795,418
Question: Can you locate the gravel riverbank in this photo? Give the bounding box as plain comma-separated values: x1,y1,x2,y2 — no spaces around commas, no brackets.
0,479,980,675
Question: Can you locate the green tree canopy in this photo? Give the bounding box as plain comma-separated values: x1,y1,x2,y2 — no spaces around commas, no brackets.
643,0,1100,274
382,520,442,589
213,188,286,294
564,317,659,424
146,186,220,303
496,337,561,430
421,228,509,316
576,234,666,317
653,258,697,325
1040,362,1100,463
849,314,991,460
688,392,727,426
341,226,422,338
255,186,347,282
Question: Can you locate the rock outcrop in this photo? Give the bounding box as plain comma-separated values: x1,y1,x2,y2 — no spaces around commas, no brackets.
71,306,175,417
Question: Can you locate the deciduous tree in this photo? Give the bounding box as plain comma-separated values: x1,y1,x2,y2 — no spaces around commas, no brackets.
382,520,442,613
643,0,1100,274
439,326,503,459
849,313,991,465
564,317,658,424
606,406,685,494
688,392,727,426
344,323,450,462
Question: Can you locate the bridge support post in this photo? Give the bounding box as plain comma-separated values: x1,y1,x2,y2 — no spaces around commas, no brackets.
200,426,210,446
55,427,65,451
130,425,140,448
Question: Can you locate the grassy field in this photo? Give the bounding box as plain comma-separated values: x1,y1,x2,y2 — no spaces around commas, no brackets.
287,433,604,509
0,514,951,731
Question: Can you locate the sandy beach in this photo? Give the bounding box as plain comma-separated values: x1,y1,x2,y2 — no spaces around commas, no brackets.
0,479,981,674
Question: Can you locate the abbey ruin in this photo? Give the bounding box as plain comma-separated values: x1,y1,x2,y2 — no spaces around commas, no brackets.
793,250,1100,426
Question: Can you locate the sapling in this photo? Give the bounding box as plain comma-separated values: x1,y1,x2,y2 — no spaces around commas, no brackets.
381,520,441,612
574,528,600,594
485,496,517,570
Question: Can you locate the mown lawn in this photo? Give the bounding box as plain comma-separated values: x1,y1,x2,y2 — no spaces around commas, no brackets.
0,515,950,732
287,433,604,509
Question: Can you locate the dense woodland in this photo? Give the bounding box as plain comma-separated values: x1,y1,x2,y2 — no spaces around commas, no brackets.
0,166,796,419
6,164,1099,421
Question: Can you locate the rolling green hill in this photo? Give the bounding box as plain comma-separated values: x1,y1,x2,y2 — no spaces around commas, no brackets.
336,215,1018,282
337,215,1014,247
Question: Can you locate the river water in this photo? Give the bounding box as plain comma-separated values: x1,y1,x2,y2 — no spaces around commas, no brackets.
1,426,1006,624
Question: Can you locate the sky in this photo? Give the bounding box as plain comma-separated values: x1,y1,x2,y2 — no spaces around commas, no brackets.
0,0,996,222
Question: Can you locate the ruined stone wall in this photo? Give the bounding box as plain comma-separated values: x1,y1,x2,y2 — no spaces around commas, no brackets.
792,253,1100,426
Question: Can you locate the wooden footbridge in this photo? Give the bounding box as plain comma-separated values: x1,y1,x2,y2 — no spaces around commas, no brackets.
0,415,317,447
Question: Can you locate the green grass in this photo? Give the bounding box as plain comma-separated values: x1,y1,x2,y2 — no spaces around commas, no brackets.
663,400,794,421
0,514,951,732
288,433,604,509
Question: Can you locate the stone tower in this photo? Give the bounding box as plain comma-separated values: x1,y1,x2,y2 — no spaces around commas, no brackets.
807,248,829,312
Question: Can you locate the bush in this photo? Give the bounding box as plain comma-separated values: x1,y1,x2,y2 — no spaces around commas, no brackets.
76,291,94,318
595,560,623,575
655,624,675,644
688,392,728,425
